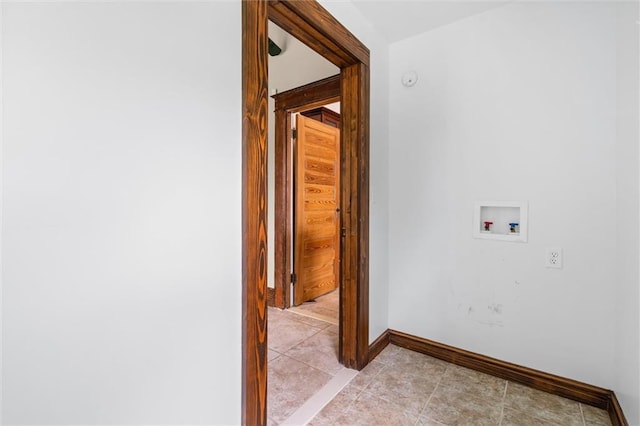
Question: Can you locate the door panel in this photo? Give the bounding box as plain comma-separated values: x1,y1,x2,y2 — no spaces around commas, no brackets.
294,115,340,305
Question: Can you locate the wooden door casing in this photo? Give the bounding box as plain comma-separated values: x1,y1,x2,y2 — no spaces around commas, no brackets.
294,115,340,305
243,2,370,424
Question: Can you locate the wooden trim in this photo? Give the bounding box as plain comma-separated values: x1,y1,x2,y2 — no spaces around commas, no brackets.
267,287,275,307
272,75,341,310
241,1,269,424
389,330,609,407
368,329,390,361
385,329,627,422
268,1,369,68
273,75,340,112
273,106,290,309
339,63,370,369
243,1,370,424
608,392,628,426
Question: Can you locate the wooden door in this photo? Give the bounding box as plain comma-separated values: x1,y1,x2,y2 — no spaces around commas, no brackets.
294,115,340,305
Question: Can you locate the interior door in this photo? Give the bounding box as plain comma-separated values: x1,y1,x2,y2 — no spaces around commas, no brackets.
293,114,340,305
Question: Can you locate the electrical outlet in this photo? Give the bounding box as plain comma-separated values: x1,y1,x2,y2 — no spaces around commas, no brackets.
545,248,562,269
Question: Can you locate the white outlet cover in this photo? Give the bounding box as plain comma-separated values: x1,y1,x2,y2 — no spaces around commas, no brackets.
545,248,562,269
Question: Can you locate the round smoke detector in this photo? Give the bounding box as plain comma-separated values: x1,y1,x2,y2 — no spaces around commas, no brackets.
401,71,418,87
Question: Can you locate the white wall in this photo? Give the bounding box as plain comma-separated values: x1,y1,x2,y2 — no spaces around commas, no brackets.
0,3,4,420
2,3,241,424
389,0,629,400
614,2,640,424
268,22,340,96
320,0,390,343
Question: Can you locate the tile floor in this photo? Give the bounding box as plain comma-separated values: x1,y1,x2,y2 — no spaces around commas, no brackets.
288,289,339,325
268,306,340,424
308,344,612,425
268,295,611,426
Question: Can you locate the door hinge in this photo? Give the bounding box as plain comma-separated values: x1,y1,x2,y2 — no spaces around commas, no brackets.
341,228,347,237
292,128,298,140
291,273,297,285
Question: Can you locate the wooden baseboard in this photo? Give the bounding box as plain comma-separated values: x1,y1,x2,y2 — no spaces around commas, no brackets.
367,329,390,362
267,287,275,307
608,392,627,426
368,329,627,426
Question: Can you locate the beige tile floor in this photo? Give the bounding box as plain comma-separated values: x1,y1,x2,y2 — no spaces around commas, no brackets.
268,306,340,424
310,345,612,426
288,289,339,325
268,299,611,426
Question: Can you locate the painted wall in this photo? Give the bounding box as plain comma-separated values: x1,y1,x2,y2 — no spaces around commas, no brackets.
389,0,634,409
320,0,390,343
614,2,640,423
2,3,241,424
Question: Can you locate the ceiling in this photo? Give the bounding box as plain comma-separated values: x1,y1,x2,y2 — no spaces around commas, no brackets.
349,0,513,42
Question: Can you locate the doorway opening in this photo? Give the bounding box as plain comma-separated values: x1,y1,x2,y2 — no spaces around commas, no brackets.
266,30,343,422
269,75,341,313
242,1,371,424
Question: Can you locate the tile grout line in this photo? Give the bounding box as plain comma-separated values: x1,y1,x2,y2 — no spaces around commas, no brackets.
281,352,342,378
276,319,330,355
349,357,389,395
498,381,509,426
414,363,449,424
498,405,505,426
271,340,344,379
418,382,440,422
279,321,340,376
268,306,340,423
287,307,339,326
339,383,363,418
279,367,359,426
579,402,586,426
283,311,335,331
276,349,340,382
357,347,440,424
353,367,384,396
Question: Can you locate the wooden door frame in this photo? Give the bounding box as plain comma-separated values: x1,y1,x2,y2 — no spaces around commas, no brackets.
242,1,370,424
271,75,341,309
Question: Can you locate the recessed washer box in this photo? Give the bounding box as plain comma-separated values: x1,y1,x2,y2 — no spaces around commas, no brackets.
473,201,528,242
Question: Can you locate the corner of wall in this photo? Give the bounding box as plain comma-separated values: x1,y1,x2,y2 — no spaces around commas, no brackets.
318,0,393,343
0,3,4,421
614,1,640,423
